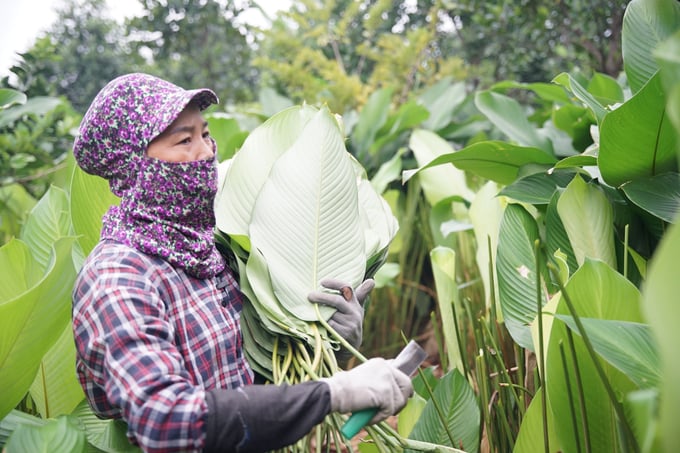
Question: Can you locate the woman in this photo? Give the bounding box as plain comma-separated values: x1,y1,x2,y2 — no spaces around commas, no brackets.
71,73,412,453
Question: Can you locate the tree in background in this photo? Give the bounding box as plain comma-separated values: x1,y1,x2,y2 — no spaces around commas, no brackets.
451,0,628,84
256,0,467,113
126,0,259,104
5,0,130,112
256,0,628,112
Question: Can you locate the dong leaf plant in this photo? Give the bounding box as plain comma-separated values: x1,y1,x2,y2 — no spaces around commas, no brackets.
403,0,680,451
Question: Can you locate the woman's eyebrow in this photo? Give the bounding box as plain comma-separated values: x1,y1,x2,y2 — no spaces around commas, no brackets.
167,121,209,135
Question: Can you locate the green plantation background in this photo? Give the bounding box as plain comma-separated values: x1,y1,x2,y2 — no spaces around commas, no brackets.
1,0,680,452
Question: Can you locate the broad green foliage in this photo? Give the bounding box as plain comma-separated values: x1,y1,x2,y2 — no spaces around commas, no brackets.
406,370,480,453
402,1,680,451
2,1,679,451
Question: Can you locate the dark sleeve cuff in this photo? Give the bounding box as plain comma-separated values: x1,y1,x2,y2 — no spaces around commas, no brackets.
203,381,331,453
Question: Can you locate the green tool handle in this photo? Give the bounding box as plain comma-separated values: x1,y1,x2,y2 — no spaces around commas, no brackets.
341,408,377,439
339,340,426,439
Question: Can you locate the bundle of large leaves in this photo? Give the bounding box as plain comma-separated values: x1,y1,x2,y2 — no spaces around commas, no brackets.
214,104,398,382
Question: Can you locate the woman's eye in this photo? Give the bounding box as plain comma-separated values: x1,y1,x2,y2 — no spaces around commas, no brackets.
202,131,211,139
179,137,191,144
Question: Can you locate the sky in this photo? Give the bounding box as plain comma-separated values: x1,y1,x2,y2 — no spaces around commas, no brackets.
0,0,290,78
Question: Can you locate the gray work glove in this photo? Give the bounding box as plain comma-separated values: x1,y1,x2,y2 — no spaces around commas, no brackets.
308,278,375,348
321,357,413,424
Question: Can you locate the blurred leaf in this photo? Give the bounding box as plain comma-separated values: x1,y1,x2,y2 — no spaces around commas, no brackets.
490,80,572,104
622,0,680,93
4,415,87,453
407,129,474,205
351,88,393,155
475,90,553,153
587,72,625,106
430,246,463,373
624,389,663,453
206,114,249,162
70,167,119,257
419,79,467,132
642,220,680,453
29,325,85,418
258,87,294,117
0,97,63,128
0,89,27,109
20,186,71,269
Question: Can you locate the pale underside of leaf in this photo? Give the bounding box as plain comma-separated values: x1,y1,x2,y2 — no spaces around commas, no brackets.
249,109,366,321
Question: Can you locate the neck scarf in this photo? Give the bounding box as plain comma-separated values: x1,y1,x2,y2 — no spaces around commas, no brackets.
101,156,225,279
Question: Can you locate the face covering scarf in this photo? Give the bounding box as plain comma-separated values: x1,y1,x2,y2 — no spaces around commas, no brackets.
101,155,225,279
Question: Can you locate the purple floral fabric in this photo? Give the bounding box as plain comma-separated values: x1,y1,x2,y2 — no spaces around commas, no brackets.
73,73,225,278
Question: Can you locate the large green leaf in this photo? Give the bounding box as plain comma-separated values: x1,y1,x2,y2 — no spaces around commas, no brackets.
474,91,554,153
546,260,642,453
642,220,680,453
545,192,578,275
496,203,547,350
621,172,680,222
406,369,480,453
622,0,680,94
654,30,680,165
403,140,557,187
215,105,319,240
557,175,617,268
29,325,85,419
70,167,119,257
555,316,660,388
248,108,366,321
0,237,77,419
599,73,678,187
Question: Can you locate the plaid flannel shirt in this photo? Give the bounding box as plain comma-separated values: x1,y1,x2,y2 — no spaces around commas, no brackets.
72,240,253,453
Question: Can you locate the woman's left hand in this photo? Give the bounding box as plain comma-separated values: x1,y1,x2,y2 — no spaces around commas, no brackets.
308,278,375,348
